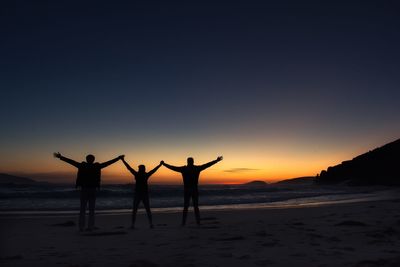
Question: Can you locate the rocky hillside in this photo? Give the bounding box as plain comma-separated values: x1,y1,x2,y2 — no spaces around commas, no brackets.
316,139,400,185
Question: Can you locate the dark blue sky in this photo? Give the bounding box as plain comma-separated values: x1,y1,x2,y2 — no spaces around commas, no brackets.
1,0,399,182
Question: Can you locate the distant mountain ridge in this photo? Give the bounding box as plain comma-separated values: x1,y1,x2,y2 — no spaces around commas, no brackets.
316,138,400,185
275,176,315,185
243,180,268,186
0,173,39,184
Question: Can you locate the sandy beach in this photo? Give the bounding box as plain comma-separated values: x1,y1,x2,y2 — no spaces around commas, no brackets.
2,199,400,267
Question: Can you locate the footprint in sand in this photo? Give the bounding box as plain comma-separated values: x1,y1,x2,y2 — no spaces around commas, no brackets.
290,253,306,257
255,259,275,265
217,252,233,258
51,221,76,227
2,255,23,261
129,259,159,267
82,231,127,236
261,241,278,247
217,247,233,251
155,243,170,247
200,225,220,229
201,216,218,221
327,236,341,242
335,220,367,227
254,230,268,237
238,255,251,260
308,233,324,238
213,236,245,241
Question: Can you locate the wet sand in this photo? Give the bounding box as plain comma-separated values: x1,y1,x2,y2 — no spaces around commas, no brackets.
1,199,400,267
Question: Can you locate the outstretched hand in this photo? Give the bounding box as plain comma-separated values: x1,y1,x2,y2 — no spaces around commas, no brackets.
53,152,61,159
217,156,223,161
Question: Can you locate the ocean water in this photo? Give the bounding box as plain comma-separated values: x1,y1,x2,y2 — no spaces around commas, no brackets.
0,182,397,214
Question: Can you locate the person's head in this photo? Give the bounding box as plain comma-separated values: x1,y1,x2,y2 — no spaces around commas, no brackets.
187,157,194,166
138,165,146,173
86,154,95,164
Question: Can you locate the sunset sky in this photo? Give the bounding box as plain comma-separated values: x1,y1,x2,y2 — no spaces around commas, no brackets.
1,0,399,184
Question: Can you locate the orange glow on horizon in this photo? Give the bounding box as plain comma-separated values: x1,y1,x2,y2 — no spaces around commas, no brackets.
2,136,393,185
20,166,318,185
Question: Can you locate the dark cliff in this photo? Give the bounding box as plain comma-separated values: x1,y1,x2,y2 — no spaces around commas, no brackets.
316,139,400,185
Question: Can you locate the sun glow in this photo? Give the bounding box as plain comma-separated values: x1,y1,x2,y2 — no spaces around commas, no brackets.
1,134,394,185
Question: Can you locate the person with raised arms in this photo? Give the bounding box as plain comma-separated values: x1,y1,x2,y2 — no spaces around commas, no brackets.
162,156,223,226
54,152,124,231
121,158,163,229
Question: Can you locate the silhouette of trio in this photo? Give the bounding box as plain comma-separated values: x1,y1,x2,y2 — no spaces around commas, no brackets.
53,152,223,231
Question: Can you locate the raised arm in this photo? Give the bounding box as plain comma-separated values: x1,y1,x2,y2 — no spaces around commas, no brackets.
199,156,223,171
100,155,124,169
122,158,137,176
54,152,80,168
147,161,164,178
162,162,184,173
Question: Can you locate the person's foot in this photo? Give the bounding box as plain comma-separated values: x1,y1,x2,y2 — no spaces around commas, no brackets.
85,226,97,231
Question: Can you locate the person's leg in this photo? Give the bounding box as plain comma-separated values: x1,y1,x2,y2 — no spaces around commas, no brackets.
192,189,200,225
88,188,96,230
131,196,140,228
79,189,88,231
142,194,153,228
181,190,191,226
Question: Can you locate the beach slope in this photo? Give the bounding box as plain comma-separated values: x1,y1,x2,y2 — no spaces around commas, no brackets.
1,199,400,267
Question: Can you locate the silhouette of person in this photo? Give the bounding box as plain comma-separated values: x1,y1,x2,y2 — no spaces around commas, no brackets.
162,156,223,226
122,158,163,229
53,152,124,231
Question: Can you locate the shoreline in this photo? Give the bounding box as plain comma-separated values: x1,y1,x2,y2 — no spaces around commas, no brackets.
1,192,398,218
0,191,400,218
2,184,397,212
